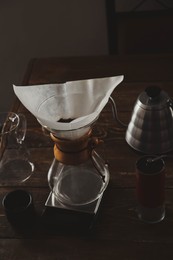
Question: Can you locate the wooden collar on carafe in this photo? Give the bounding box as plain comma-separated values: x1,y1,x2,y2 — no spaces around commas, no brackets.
50,129,100,165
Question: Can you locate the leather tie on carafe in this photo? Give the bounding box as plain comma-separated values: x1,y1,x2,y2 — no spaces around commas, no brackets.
50,130,102,165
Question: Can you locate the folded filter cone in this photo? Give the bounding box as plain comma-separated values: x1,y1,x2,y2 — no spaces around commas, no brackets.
13,76,124,139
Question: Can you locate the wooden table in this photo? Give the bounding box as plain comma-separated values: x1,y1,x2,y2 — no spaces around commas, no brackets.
1,54,173,259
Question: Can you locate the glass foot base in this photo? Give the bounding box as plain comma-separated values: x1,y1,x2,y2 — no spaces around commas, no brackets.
137,205,165,224
0,159,34,184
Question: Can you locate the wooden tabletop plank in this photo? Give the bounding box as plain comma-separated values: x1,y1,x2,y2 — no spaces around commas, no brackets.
1,237,173,260
26,55,173,85
0,187,173,242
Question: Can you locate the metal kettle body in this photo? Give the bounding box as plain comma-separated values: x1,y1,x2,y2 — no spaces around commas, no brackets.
125,86,173,154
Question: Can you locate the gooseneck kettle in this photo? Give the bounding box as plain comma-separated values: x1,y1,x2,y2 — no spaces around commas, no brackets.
125,86,173,154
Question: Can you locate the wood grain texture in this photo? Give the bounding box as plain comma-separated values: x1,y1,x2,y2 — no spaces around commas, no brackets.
1,54,173,259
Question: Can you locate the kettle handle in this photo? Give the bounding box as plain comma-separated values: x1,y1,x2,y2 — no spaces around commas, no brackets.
109,96,127,127
15,113,27,145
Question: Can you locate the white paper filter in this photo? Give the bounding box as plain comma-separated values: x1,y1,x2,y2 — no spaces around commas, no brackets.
13,76,124,139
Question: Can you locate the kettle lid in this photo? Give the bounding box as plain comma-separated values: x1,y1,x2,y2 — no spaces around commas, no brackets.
138,86,170,109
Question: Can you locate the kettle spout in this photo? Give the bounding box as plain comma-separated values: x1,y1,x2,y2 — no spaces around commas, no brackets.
109,96,127,127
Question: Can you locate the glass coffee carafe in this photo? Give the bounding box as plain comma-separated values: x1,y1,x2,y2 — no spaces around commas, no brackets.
46,119,109,207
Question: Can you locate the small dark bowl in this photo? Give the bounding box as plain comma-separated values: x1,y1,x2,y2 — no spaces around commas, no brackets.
2,190,36,228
